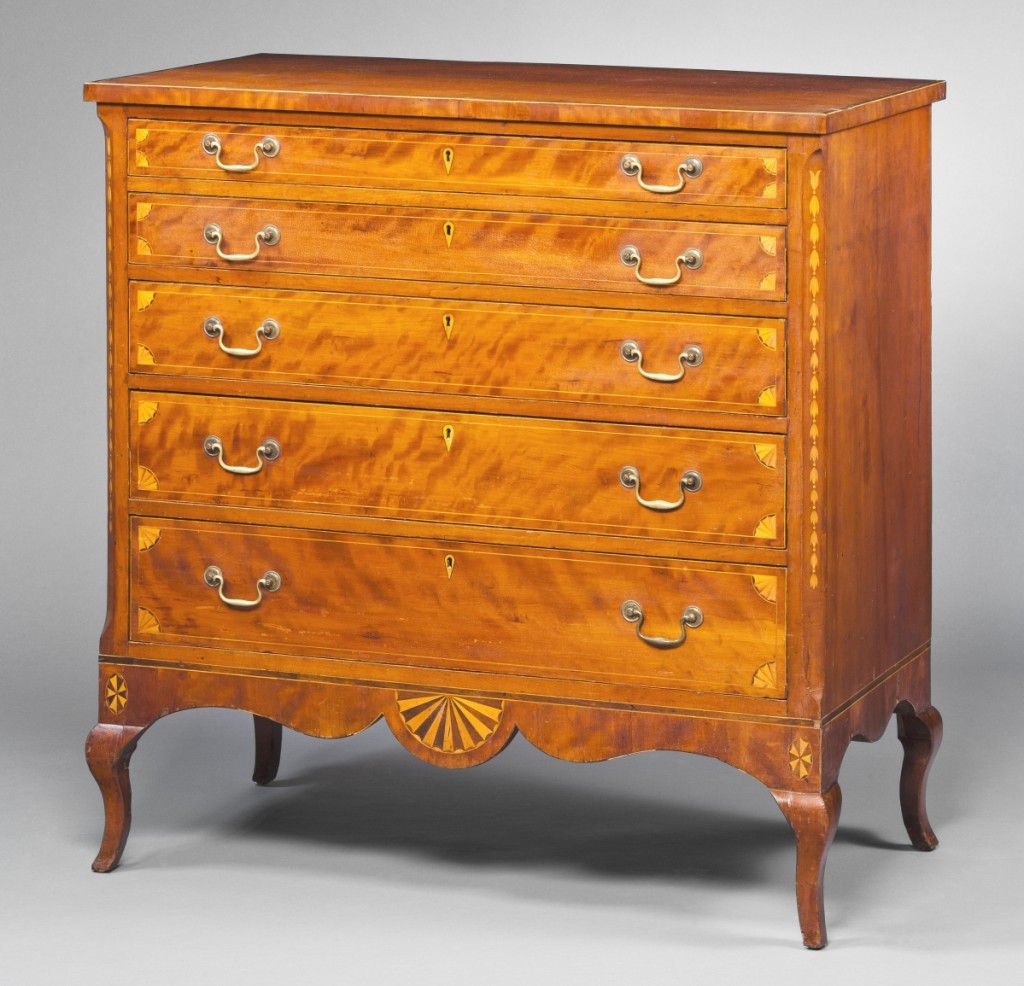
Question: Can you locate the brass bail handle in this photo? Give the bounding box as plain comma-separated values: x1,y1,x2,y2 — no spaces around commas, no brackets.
620,244,704,287
619,465,703,512
204,435,281,475
204,566,281,609
202,133,280,172
204,223,280,263
621,600,704,649
203,316,280,358
620,153,703,194
620,340,704,383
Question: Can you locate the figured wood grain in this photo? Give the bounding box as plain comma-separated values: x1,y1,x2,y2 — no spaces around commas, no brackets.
130,193,787,301
129,391,786,548
129,517,787,698
129,281,786,418
85,54,944,134
131,119,786,208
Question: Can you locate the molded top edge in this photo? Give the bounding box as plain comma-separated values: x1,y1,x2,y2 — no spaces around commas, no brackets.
84,53,946,134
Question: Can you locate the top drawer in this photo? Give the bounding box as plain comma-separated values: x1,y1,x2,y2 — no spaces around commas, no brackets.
130,119,786,210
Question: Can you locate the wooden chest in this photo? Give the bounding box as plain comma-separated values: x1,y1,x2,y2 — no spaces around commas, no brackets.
84,55,945,947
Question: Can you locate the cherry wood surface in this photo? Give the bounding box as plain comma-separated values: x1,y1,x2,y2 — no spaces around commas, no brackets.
251,715,282,786
85,55,945,947
897,703,943,851
819,108,933,709
771,784,842,949
86,54,944,134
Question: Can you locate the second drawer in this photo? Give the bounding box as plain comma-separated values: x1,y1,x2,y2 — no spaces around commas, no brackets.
131,393,786,548
130,194,786,301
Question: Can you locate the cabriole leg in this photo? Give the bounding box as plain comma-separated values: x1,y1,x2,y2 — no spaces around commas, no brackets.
85,723,147,872
252,715,282,785
896,703,942,851
771,783,842,949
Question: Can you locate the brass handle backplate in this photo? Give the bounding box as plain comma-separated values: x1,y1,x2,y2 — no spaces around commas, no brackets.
620,153,703,194
620,340,703,383
204,435,281,475
621,600,704,649
203,316,280,358
202,133,280,172
204,565,281,609
203,223,280,263
620,244,703,287
619,465,703,512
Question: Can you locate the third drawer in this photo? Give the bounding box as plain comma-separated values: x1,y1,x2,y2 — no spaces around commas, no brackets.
130,281,786,417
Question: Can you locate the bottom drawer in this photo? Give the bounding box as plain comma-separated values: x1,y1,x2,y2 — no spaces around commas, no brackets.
130,518,786,698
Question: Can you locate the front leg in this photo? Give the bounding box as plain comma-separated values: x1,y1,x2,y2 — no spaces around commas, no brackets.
897,703,942,851
770,783,842,949
85,723,147,872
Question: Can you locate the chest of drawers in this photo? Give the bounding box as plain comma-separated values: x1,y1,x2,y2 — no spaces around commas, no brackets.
84,55,945,947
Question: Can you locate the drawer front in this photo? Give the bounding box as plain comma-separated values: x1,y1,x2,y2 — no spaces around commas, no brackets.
131,393,786,548
130,518,787,697
131,119,786,209
129,282,786,416
130,194,786,301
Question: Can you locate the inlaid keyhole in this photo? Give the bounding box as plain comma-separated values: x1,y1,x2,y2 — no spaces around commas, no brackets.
444,554,455,579
442,313,455,339
443,221,455,248
442,147,455,174
442,424,455,451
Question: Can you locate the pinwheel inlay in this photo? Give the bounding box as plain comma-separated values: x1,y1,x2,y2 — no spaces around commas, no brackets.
105,673,128,715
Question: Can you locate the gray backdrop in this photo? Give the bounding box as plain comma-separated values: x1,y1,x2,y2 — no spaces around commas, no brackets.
2,0,1020,981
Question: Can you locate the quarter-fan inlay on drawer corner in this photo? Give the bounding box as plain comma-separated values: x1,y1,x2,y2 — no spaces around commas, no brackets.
87,54,944,948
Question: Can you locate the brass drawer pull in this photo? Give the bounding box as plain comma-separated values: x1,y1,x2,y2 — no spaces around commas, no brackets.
620,244,703,287
621,600,703,649
620,153,703,194
203,223,280,263
203,316,280,358
202,133,280,172
620,340,703,382
204,435,281,475
204,566,281,609
619,465,702,512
